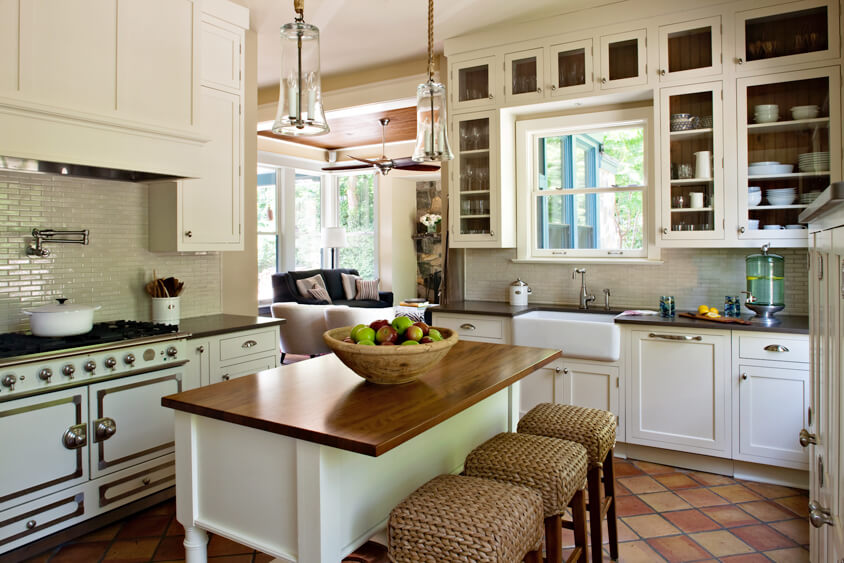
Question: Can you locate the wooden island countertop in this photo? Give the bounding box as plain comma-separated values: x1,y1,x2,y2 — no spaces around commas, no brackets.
162,340,560,456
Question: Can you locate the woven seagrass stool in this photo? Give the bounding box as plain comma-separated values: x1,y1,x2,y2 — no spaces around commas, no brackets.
464,432,589,563
387,473,545,563
518,403,618,563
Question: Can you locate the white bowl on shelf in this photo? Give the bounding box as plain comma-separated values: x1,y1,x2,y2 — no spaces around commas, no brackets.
748,192,763,207
748,163,793,175
767,195,797,205
763,224,784,230
747,219,760,230
791,105,820,120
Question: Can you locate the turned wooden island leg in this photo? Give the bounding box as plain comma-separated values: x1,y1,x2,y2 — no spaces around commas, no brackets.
183,526,208,563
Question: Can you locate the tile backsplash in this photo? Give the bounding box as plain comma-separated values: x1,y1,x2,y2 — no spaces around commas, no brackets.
465,247,809,315
0,172,222,333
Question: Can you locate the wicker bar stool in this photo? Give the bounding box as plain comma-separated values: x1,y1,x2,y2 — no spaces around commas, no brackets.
464,432,589,563
518,403,618,563
388,474,545,563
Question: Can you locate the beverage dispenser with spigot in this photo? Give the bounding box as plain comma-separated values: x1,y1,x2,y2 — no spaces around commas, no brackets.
743,243,785,324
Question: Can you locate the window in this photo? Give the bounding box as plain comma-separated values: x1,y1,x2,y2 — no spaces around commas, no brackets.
257,166,278,302
336,173,376,278
516,107,650,260
294,171,323,269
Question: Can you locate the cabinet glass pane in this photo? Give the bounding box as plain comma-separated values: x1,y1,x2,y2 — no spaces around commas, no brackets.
511,56,538,94
457,117,491,235
746,76,830,229
557,48,586,88
668,91,715,232
457,65,489,102
608,38,639,80
745,6,828,61
458,118,489,152
668,27,712,73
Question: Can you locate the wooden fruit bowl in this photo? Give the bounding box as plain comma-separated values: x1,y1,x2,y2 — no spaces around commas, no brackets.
323,326,459,384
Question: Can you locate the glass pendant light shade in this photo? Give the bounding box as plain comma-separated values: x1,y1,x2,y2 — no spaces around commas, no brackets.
412,80,453,162
272,19,329,136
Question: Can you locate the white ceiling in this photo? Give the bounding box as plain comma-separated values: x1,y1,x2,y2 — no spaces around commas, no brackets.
241,0,585,89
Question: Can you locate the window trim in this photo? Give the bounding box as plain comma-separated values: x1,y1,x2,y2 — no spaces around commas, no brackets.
515,106,657,261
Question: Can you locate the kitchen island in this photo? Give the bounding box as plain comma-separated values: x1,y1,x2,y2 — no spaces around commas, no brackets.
162,341,560,563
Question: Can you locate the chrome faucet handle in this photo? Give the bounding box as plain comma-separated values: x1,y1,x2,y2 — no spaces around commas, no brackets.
602,288,611,311
572,267,586,279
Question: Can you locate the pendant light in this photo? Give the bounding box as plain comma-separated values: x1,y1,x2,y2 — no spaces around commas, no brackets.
411,0,453,162
272,0,329,136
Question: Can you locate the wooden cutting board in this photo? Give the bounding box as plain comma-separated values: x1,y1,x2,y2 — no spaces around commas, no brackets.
678,312,752,325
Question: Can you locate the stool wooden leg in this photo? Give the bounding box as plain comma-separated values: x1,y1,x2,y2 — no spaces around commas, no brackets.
587,466,603,563
570,489,588,563
524,548,543,563
545,514,563,563
603,449,618,561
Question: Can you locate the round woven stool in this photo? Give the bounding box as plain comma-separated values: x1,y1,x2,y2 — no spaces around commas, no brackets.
387,474,545,563
464,432,589,563
518,403,618,563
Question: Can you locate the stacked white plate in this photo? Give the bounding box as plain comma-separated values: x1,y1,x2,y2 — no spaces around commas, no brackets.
800,191,822,205
748,161,794,175
766,187,797,206
798,152,830,172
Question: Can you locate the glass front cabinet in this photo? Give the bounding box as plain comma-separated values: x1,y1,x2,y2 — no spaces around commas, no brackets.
504,47,544,104
737,66,840,241
659,82,724,241
450,56,499,112
548,39,594,97
599,29,647,89
657,16,722,82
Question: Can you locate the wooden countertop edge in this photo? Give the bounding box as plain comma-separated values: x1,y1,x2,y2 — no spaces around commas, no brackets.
161,349,562,457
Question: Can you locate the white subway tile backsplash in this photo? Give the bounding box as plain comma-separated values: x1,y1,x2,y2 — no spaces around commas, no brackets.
0,172,222,333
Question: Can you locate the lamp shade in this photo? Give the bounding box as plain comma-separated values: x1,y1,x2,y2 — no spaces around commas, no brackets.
412,80,453,162
322,227,348,248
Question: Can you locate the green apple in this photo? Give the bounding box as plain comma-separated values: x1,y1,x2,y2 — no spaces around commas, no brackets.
350,324,367,340
400,340,420,345
354,326,376,343
427,328,443,341
357,339,376,346
391,316,414,335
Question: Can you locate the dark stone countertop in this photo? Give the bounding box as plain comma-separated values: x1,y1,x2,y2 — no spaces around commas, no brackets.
177,314,285,339
435,301,808,334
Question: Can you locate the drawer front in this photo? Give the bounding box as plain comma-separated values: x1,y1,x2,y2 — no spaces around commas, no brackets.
0,489,85,552
738,334,809,363
213,355,276,385
98,455,175,509
218,329,277,362
434,314,505,341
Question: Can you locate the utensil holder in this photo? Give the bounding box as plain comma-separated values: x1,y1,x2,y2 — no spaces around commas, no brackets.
152,297,180,325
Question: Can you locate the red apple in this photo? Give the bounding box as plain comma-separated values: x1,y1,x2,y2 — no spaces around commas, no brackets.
375,325,398,344
370,319,390,331
343,336,355,343
380,341,396,346
412,321,430,336
420,336,434,344
405,325,424,342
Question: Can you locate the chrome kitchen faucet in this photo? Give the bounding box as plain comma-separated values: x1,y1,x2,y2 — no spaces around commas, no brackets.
572,268,596,309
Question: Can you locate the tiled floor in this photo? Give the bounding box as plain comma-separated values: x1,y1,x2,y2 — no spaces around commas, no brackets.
23,458,810,563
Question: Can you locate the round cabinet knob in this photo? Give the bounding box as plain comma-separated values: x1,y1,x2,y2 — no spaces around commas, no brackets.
488,93,494,99
658,69,666,76
741,373,748,380
221,374,230,381
736,57,744,65
550,84,557,90
166,346,178,358
39,368,53,382
536,87,542,93
601,77,607,84
196,345,205,354
2,374,17,390
124,353,135,366
104,357,117,369
555,366,562,373
185,230,193,238
799,428,818,447
95,418,117,441
662,227,669,235
142,477,151,486
62,364,75,378
563,368,570,374
84,360,96,373
26,519,37,529
739,226,746,234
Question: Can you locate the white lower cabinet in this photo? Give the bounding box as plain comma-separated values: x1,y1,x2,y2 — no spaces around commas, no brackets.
189,326,280,387
431,313,511,343
627,328,732,458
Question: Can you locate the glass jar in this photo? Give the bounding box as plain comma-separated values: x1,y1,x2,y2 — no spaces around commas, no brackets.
746,248,784,306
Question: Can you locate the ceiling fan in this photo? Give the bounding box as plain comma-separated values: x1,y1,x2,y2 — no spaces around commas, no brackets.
322,118,440,175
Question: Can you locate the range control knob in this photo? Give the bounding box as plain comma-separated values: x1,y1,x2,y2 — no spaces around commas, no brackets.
166,346,178,358
39,368,53,382
2,374,17,390
104,357,117,369
124,353,135,366
62,364,75,379
83,360,96,373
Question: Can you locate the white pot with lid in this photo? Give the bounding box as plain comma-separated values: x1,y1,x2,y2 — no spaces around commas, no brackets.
509,278,532,306
23,298,101,337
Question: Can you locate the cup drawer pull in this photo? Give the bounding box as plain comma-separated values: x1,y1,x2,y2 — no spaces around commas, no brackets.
241,340,258,349
649,333,702,341
764,344,789,352
460,323,476,331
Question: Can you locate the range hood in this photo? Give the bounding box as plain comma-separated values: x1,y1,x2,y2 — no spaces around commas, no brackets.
0,156,184,183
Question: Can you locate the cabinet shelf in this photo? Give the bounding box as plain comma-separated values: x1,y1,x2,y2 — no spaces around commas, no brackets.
460,190,491,195
669,128,713,139
748,204,808,210
459,148,490,155
748,171,830,179
671,207,713,212
460,214,491,219
671,178,714,185
746,117,829,133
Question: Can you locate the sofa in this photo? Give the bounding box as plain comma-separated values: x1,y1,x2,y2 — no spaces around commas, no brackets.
271,268,393,308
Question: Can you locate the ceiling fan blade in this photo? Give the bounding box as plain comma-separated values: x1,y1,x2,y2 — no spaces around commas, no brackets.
350,155,381,166
392,157,440,171
321,163,372,171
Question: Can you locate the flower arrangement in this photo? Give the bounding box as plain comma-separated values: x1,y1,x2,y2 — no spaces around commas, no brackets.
420,213,442,233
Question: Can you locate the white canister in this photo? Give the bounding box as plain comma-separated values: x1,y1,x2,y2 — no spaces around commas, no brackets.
694,151,711,179
509,278,532,306
689,192,705,209
152,297,180,325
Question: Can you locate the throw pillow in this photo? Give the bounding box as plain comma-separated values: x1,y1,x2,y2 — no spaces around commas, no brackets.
355,278,380,301
295,274,327,298
308,283,332,303
341,272,360,300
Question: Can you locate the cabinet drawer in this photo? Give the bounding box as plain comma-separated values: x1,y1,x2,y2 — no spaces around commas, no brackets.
214,355,276,384
98,456,175,509
738,335,809,363
434,315,506,341
0,490,85,552
218,329,277,362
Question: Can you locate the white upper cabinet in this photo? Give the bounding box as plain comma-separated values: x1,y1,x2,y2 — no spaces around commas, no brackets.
504,47,544,104
657,16,722,82
451,55,499,112
201,14,242,93
734,0,839,71
598,29,647,89
0,0,18,93
548,38,594,97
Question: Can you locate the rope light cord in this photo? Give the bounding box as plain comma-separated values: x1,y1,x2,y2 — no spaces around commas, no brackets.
427,0,434,81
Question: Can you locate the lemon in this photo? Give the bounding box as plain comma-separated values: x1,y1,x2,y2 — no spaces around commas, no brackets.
709,307,719,315
706,310,721,318
697,305,710,314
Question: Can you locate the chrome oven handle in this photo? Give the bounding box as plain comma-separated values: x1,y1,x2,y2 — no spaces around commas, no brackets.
94,417,117,442
648,333,703,341
62,423,87,449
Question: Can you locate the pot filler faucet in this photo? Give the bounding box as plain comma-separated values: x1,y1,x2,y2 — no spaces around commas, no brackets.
572,268,596,309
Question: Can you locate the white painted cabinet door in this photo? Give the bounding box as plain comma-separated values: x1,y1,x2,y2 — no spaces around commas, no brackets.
518,358,563,418
560,360,622,441
735,364,809,469
628,328,731,457
0,0,19,94
190,338,211,387
200,15,242,92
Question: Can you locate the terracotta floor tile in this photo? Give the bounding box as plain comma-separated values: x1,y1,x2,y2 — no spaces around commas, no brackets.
742,481,803,500
775,496,810,518
700,505,758,527
662,509,721,533
117,515,171,539
102,538,160,562
166,518,185,537
632,460,676,475
618,475,668,494
770,519,810,545
740,500,800,523
689,530,754,557
603,518,639,543
615,540,668,562
687,470,736,487
613,459,645,477
50,541,111,562
732,524,796,551
207,534,253,556
622,514,681,538
764,546,811,562
654,472,700,490
22,552,54,563
141,500,176,517
710,484,763,503
647,535,711,562
639,491,693,512
615,494,656,516
205,556,252,562
676,487,730,508
72,522,122,543
719,554,773,562
152,536,185,561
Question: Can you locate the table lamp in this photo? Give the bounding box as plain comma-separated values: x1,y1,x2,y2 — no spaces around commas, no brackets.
323,226,348,268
